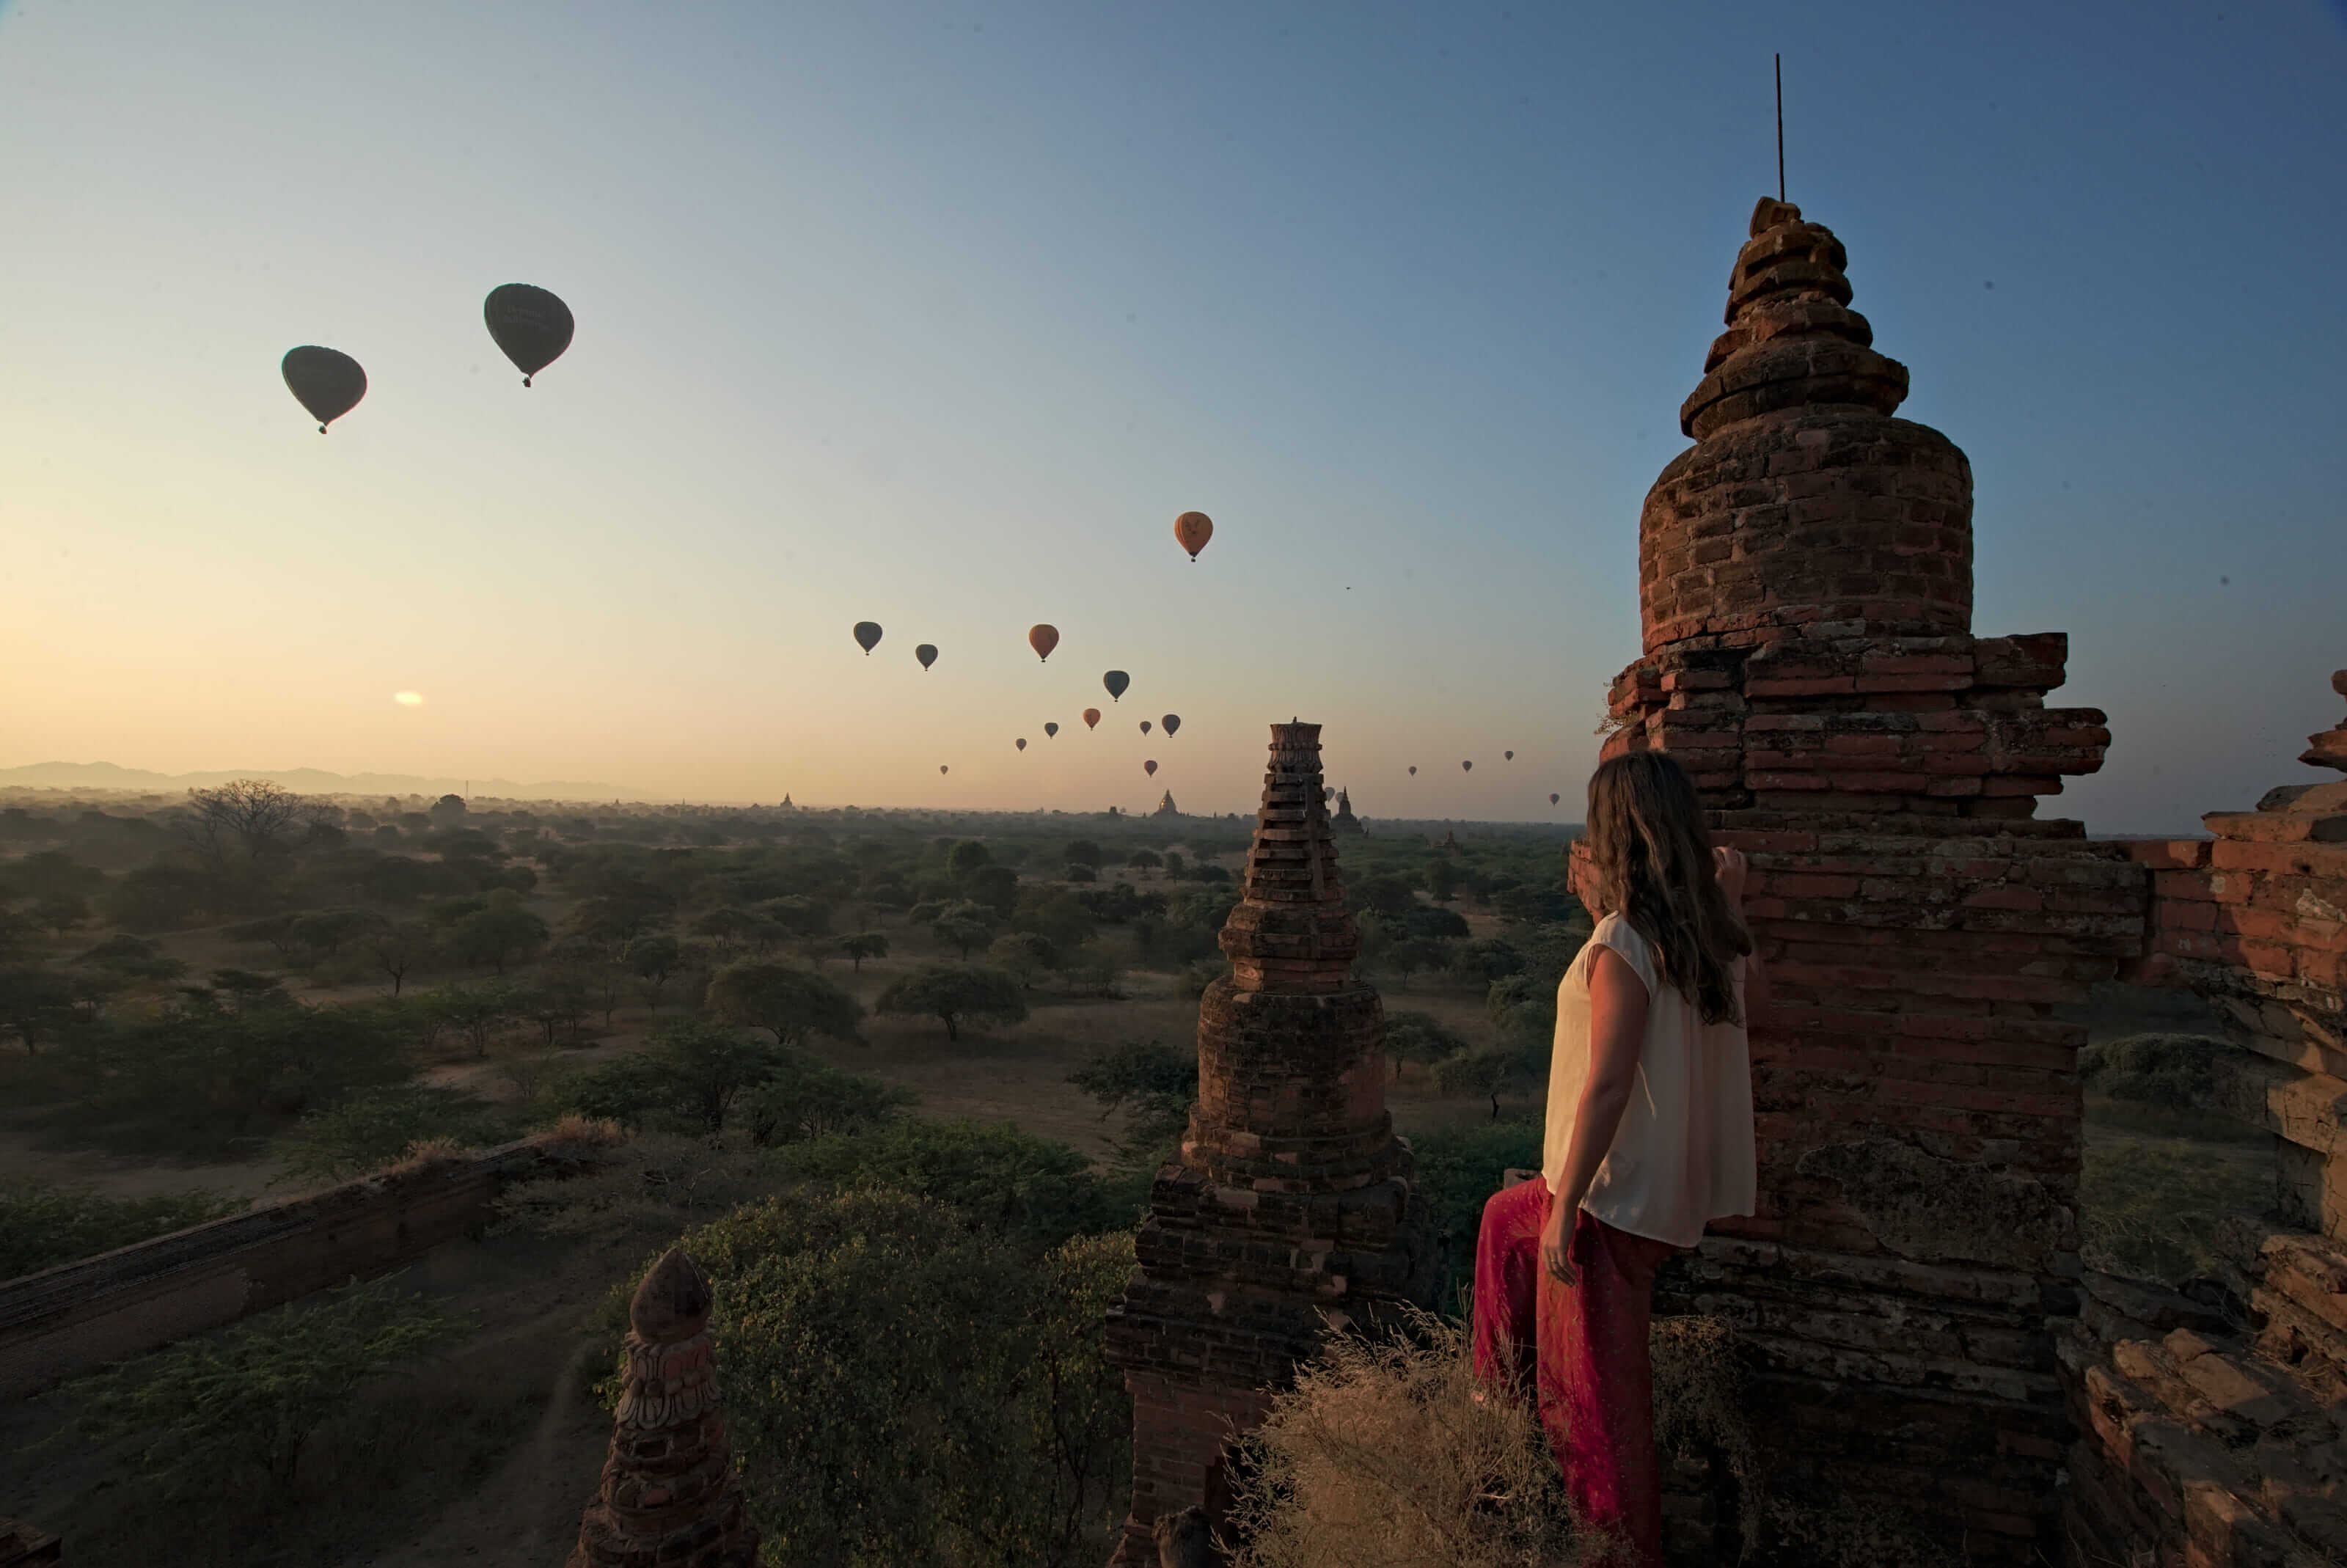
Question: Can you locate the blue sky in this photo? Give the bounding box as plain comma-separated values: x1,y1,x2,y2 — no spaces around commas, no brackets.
1,0,2340,827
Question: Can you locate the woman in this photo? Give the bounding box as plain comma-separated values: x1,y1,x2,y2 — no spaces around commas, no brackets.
1471,750,1757,1566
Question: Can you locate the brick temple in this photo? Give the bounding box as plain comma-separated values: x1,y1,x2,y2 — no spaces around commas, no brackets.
1102,721,1435,1564
1605,196,2145,1561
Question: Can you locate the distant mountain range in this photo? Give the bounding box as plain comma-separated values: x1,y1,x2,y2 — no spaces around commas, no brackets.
0,761,648,802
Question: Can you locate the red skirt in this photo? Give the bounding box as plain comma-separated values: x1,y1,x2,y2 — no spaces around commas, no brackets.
1471,1176,1683,1567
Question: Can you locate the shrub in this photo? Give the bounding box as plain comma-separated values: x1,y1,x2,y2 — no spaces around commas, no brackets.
1227,1308,1586,1568
0,1180,242,1280
2078,1032,2226,1110
739,1056,917,1146
1406,1120,1542,1308
765,1118,1117,1248
272,1082,517,1185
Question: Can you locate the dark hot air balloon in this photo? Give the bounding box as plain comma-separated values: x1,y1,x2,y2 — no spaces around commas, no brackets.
1028,624,1059,662
1144,760,1158,777
1140,720,1152,735
1505,750,1515,761
1016,738,1027,752
1462,761,1473,772
1174,511,1212,560
1102,670,1129,703
1161,714,1180,736
483,284,574,386
853,622,882,656
1083,708,1101,730
940,765,949,775
282,346,366,433
1044,722,1059,738
1550,793,1561,805
1408,766,1417,776
915,644,939,670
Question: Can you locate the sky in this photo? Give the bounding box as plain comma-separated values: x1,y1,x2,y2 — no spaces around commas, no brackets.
2,1,2341,828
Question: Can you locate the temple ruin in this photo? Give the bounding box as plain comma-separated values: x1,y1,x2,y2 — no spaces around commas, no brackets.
564,1247,760,1568
1605,195,2143,1561
1102,721,1436,1564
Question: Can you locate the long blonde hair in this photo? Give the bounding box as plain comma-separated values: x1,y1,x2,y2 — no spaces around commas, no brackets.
1582,752,1751,1025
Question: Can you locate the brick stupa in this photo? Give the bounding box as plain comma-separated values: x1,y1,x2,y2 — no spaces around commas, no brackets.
1102,721,1434,1565
1611,198,2145,1562
565,1248,759,1568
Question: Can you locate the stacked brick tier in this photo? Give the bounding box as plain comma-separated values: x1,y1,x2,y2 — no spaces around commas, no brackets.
1102,722,1435,1566
2065,670,2347,1566
566,1248,759,1568
1615,198,2135,1564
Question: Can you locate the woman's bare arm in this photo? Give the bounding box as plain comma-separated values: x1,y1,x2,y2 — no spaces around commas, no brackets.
1540,944,1648,1283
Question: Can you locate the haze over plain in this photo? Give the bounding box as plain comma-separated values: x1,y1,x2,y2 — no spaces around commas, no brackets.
3,1,2340,827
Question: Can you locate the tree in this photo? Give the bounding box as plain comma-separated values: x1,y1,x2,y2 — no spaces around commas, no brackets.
274,1082,511,1184
1063,863,1099,884
624,931,682,1001
428,981,522,1058
706,959,865,1047
1350,872,1421,919
946,839,992,880
0,965,78,1054
365,920,433,996
1063,839,1103,869
965,863,1020,915
931,899,996,959
692,904,779,950
32,893,91,934
450,900,548,975
1124,849,1162,876
428,792,469,827
1384,937,1452,989
989,931,1058,988
876,963,1028,1042
1162,851,1187,878
836,931,890,973
739,1055,917,1146
1436,1039,1545,1121
37,1273,457,1497
175,779,305,870
642,1018,791,1132
1424,857,1463,902
1068,1041,1195,1166
1453,937,1526,985
1383,1010,1468,1084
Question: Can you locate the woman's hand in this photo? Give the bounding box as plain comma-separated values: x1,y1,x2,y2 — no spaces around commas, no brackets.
1713,845,1749,910
1539,1193,1578,1286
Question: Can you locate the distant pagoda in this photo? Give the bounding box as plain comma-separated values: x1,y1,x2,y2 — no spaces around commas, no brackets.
1329,787,1364,836
1153,791,1181,818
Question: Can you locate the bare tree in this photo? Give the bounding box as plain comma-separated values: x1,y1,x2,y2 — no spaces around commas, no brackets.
176,779,306,868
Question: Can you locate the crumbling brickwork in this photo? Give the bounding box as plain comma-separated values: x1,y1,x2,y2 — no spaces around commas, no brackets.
1102,722,1435,1566
2064,671,2347,1566
565,1248,759,1568
1611,197,2142,1563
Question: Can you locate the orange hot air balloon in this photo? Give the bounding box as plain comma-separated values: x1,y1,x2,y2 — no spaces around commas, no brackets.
1550,793,1560,805
1102,670,1129,703
853,622,882,655
1140,720,1152,735
1161,714,1180,736
1174,511,1212,561
1083,708,1102,730
1044,722,1059,738
1028,623,1059,662
1144,760,1158,777
1016,738,1027,752
1462,761,1473,772
915,644,939,670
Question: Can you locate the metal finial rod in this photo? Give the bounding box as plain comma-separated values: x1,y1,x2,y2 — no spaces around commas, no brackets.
1775,54,1785,202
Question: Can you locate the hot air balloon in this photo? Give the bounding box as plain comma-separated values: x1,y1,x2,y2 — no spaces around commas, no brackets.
1550,793,1561,805
1103,670,1129,703
1174,511,1213,561
1161,714,1181,736
1028,624,1059,662
1140,720,1152,736
915,644,939,671
1144,760,1158,777
1505,750,1515,761
1044,722,1059,738
483,284,574,386
282,346,366,433
940,765,949,774
1083,708,1102,730
1016,739,1028,752
1462,761,1473,772
1408,766,1417,776
853,622,882,656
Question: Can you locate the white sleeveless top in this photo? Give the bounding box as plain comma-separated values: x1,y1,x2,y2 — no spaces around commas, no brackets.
1542,913,1757,1248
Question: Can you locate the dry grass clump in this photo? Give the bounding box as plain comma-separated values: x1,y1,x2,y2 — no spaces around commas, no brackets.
379,1135,470,1175
1650,1313,1762,1547
1226,1307,1592,1568
535,1112,631,1150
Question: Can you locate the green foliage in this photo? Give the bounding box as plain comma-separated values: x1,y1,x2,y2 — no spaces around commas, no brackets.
1406,1118,1543,1307
2078,1032,2226,1110
1382,1011,1468,1076
1450,937,1523,984
1422,857,1462,902
272,1083,517,1185
34,1272,461,1496
1068,1040,1196,1172
739,1055,917,1146
945,838,993,879
764,1118,1118,1248
1012,887,1097,948
554,1018,791,1134
1434,1038,1545,1122
1062,839,1104,868
989,930,1059,985
681,1192,1132,1568
835,931,890,972
1484,972,1557,1044
0,1179,242,1280
447,896,549,974
876,963,1029,1041
706,959,865,1047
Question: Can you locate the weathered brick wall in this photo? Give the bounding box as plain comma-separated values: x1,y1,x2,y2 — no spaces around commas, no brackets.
1102,722,1435,1566
0,1139,556,1400
2062,673,2347,1567
1615,197,2137,1564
